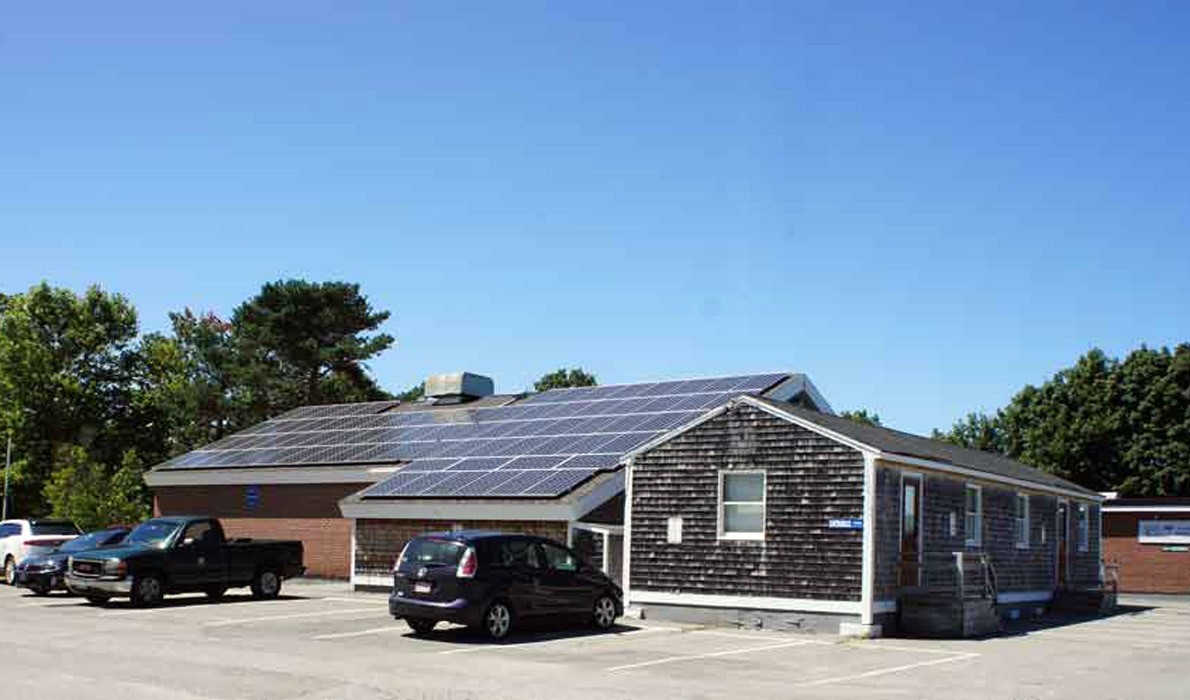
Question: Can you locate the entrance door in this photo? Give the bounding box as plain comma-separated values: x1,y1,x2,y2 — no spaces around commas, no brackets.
1056,501,1069,587
900,474,923,586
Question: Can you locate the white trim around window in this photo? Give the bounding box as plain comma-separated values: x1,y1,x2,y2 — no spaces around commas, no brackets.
964,484,983,547
718,470,766,541
1014,493,1031,549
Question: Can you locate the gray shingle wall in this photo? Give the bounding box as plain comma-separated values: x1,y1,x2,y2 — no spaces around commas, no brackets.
629,403,865,602
874,466,901,600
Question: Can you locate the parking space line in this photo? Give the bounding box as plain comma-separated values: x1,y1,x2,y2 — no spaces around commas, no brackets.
203,607,385,627
798,652,979,687
313,625,410,640
440,626,678,655
606,639,814,672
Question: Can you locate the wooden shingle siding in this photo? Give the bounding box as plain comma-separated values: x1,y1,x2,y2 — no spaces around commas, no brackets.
874,466,901,600
978,488,1057,592
1070,504,1102,588
630,404,864,602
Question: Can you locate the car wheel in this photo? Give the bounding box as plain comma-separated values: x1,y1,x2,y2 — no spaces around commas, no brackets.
251,568,281,599
205,586,227,601
3,557,14,585
131,575,164,608
482,601,514,641
592,594,618,630
85,595,109,606
406,618,437,635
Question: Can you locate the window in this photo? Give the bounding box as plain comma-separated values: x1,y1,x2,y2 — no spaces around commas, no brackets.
720,471,765,539
964,485,983,547
1076,504,1090,552
30,521,81,536
540,542,578,572
181,521,212,545
496,539,540,570
1014,494,1030,548
948,512,958,538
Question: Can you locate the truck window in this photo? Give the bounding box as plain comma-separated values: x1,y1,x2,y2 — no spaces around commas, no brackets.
182,521,214,544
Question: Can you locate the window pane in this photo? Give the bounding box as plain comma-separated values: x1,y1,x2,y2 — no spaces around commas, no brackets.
724,503,764,533
724,473,764,502
541,543,577,572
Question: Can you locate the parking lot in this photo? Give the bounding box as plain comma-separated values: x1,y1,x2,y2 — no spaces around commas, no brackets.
2,580,1188,700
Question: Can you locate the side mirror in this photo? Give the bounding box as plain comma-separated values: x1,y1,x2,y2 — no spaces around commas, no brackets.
181,537,196,548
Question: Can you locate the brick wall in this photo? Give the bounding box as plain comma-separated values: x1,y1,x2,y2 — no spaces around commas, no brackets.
354,519,569,581
153,483,363,579
1103,512,1190,593
220,517,351,579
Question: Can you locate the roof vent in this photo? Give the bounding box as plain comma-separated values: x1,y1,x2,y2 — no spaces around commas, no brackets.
424,372,495,404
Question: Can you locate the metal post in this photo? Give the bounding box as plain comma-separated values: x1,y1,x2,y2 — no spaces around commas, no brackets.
3,432,11,520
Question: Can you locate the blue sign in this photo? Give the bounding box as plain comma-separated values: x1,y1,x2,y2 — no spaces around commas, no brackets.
828,518,864,530
245,486,261,510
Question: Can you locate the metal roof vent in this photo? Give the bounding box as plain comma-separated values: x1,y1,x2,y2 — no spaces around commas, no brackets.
424,372,495,404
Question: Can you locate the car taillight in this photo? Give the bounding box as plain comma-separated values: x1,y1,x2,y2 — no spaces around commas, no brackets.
392,542,411,573
456,547,477,578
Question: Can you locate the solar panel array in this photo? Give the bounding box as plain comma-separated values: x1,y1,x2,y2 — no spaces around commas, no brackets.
161,372,791,498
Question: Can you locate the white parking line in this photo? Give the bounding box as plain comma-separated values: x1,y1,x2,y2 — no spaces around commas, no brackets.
606,639,815,672
798,652,979,687
313,625,410,640
441,626,679,655
203,607,385,627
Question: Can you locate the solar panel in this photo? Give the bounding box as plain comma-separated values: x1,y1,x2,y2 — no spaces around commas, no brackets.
165,372,792,497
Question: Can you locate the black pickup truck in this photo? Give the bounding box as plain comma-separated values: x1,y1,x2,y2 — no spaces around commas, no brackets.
64,516,305,607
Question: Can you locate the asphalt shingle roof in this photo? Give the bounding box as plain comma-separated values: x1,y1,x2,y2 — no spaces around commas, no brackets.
751,397,1099,498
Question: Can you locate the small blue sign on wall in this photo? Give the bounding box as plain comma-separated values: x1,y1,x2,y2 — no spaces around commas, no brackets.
828,518,864,530
245,486,261,510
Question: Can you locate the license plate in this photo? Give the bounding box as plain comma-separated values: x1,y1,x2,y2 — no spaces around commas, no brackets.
414,582,432,594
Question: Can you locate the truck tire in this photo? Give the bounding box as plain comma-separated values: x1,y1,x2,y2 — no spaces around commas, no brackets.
3,557,14,585
131,574,165,608
251,567,281,600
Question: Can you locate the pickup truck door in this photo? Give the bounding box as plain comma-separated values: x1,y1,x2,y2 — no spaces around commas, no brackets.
170,521,228,588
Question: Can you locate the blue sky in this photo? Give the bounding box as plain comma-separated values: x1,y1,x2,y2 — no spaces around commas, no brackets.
2,2,1187,434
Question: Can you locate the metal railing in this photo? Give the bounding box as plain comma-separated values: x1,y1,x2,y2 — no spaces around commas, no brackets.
897,551,997,603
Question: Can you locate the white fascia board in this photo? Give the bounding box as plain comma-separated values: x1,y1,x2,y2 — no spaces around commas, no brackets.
997,590,1054,604
1103,506,1190,513
736,395,1104,503
338,470,625,523
629,590,862,615
144,465,388,487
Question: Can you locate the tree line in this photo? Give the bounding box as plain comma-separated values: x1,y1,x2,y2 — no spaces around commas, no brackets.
0,279,597,528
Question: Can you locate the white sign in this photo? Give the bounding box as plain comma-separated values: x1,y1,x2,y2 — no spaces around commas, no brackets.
667,516,683,544
1138,520,1190,544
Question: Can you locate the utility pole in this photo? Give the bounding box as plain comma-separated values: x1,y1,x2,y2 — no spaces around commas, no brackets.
3,432,10,520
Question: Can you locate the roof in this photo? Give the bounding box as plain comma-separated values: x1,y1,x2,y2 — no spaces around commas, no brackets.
748,396,1100,498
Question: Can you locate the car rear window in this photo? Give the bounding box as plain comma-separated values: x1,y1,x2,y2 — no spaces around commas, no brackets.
30,521,81,536
400,538,467,569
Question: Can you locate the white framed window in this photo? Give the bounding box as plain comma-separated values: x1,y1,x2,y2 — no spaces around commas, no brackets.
1076,503,1090,552
964,484,983,547
719,471,765,540
1014,493,1030,549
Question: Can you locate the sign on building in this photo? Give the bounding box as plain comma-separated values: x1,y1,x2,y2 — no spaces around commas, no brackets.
1138,520,1190,544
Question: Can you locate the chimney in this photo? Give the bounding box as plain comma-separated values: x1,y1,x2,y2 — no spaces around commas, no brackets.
424,372,495,405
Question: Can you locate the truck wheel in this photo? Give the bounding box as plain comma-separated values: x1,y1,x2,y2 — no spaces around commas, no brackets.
3,557,14,585
251,568,281,599
205,586,227,601
131,575,164,608
85,595,109,606
407,618,437,635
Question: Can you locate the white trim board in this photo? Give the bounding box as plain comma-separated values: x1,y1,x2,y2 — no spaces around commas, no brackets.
145,465,388,487
629,590,862,615
1103,506,1190,513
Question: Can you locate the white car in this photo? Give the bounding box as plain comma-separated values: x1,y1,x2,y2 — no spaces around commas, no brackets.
0,519,81,585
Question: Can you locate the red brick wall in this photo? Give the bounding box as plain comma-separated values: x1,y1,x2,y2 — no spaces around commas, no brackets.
1103,512,1190,593
153,484,361,579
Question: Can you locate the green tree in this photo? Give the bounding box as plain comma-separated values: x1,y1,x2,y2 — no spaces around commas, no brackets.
840,409,881,427
231,280,394,418
534,368,598,392
0,283,142,515
44,447,151,531
397,383,425,402
934,345,1190,496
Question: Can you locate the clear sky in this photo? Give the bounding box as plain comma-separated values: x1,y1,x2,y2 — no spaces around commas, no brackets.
2,2,1187,435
